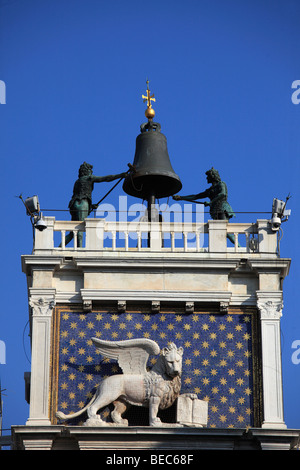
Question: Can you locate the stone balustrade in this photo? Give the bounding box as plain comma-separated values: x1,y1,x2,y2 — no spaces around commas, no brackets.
33,217,278,256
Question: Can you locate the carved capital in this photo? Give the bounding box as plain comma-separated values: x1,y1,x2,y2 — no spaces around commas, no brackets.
257,299,283,320
29,297,55,317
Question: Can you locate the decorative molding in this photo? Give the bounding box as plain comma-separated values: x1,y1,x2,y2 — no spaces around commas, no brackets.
29,297,56,317
117,300,126,313
256,292,283,320
151,301,160,313
185,302,194,314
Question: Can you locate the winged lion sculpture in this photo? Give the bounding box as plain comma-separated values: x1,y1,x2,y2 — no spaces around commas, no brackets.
56,338,184,427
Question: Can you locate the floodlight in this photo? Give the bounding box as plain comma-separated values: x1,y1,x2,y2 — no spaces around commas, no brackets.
24,195,40,216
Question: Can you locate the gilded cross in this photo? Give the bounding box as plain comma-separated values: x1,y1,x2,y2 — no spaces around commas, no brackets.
142,80,156,108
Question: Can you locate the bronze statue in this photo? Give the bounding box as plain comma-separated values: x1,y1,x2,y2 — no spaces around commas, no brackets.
64,162,128,247
173,167,236,244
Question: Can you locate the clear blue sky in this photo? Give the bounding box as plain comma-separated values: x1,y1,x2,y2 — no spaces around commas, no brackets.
1,0,300,434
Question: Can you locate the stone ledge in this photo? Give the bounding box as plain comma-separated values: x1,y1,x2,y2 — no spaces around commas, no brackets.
11,425,300,451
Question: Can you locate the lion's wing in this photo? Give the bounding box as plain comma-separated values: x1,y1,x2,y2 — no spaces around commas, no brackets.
91,338,160,375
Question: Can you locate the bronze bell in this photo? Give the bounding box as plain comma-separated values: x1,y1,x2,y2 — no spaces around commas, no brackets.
123,121,182,200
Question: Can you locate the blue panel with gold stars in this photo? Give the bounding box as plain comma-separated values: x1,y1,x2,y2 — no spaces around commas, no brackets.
52,308,260,428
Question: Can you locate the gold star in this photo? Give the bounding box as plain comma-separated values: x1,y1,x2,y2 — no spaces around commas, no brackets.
87,322,94,329
96,313,103,321
144,314,151,321
69,339,76,346
104,322,111,330
185,359,192,365
226,315,233,322
61,330,68,338
78,365,85,372
78,348,85,355
70,322,77,329
111,332,118,339
193,369,201,376
62,313,69,320
111,314,118,321
68,373,76,381
236,378,244,386
192,315,199,322
193,349,200,357
69,356,76,364
61,382,68,390
126,314,133,321
202,323,209,331
77,383,85,390
61,347,68,355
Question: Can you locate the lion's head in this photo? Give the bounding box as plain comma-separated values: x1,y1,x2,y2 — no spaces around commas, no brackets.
161,342,183,378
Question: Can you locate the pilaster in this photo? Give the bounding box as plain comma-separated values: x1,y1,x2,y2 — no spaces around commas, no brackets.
26,289,56,426
256,291,286,429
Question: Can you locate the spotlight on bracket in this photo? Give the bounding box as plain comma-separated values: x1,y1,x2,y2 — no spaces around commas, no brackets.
19,194,47,231
270,194,291,231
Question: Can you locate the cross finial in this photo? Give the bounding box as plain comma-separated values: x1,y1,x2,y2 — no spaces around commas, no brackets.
142,80,156,120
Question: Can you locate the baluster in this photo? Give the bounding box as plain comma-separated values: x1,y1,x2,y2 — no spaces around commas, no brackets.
171,232,175,252
184,232,188,251
234,233,238,252
112,232,116,251
73,230,78,250
61,230,66,250
196,230,200,252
